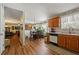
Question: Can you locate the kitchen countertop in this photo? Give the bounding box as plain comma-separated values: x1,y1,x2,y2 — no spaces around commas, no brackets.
48,32,79,36
58,33,79,36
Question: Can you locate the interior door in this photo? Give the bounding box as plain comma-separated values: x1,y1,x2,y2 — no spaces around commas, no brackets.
0,4,5,54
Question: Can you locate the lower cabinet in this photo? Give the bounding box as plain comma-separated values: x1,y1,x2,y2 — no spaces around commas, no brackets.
58,35,66,47
68,36,79,52
58,34,79,52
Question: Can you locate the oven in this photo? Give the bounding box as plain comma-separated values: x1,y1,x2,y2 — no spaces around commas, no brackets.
49,28,58,44
49,33,58,44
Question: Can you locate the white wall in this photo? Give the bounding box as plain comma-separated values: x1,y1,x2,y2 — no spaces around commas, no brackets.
0,4,5,54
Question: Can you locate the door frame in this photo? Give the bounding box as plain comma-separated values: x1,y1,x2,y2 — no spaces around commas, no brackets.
20,12,25,46
0,4,5,54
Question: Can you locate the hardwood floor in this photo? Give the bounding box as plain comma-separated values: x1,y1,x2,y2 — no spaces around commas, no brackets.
2,34,59,55
2,34,77,55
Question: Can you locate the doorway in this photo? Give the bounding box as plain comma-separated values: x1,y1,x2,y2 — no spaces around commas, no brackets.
4,6,24,50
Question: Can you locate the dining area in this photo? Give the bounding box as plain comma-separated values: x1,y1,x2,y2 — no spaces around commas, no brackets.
30,26,44,40
25,24,46,41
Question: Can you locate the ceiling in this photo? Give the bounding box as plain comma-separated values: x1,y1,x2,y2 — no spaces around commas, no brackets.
4,3,79,24
4,7,23,20
4,6,23,24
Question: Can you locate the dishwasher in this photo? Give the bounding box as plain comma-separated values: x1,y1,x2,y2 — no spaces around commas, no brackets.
50,33,58,44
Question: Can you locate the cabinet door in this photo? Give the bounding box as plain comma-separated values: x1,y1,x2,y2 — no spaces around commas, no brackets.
58,35,66,47
65,37,69,49
53,17,59,27
48,19,53,27
58,35,79,52
68,36,79,52
48,17,59,28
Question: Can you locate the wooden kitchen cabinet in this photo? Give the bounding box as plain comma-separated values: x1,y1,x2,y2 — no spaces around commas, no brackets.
58,34,79,52
48,17,59,28
58,34,66,47
48,19,53,27
68,35,79,52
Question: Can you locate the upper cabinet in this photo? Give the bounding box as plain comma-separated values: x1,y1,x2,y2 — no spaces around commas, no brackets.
48,17,59,28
